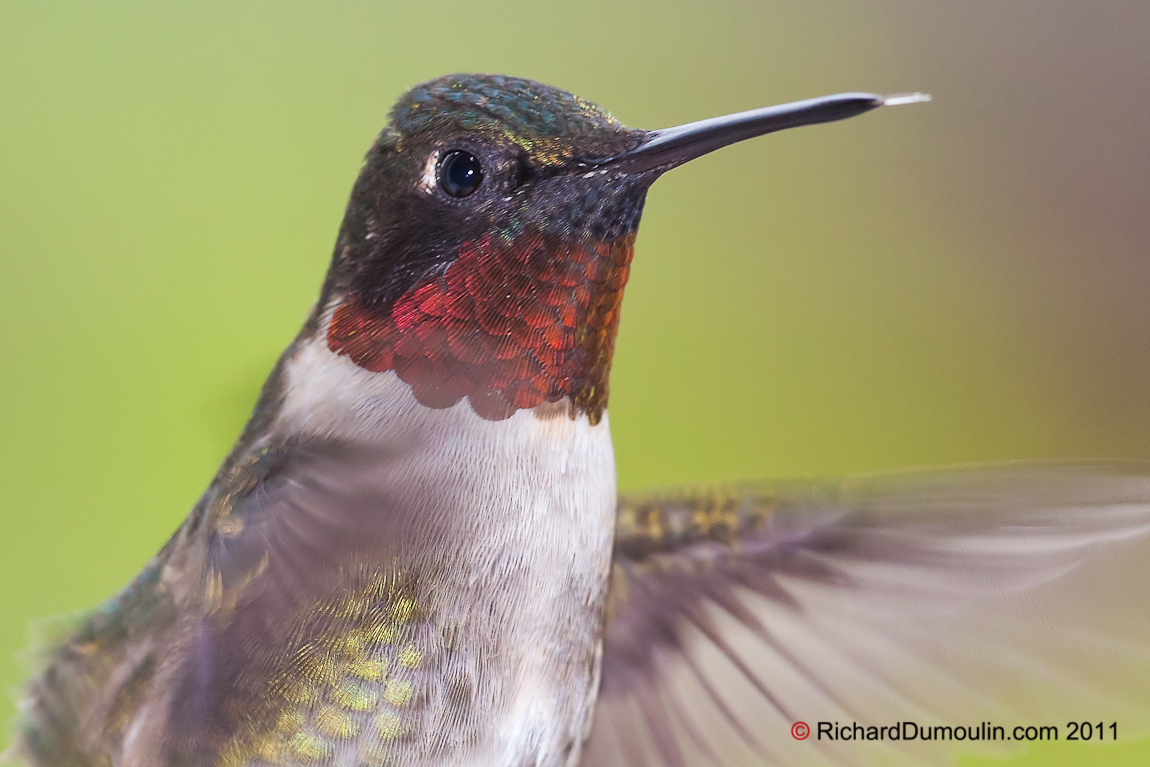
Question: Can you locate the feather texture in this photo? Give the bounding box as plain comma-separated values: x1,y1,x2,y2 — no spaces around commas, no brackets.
586,462,1150,767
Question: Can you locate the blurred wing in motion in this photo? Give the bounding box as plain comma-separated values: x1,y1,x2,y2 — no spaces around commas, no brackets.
584,462,1150,767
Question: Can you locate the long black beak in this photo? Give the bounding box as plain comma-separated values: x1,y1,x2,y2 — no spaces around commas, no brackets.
580,92,930,175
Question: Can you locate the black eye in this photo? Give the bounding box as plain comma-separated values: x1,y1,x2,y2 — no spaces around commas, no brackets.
438,150,484,197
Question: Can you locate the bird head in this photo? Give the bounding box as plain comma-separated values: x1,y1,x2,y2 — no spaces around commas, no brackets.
320,74,922,423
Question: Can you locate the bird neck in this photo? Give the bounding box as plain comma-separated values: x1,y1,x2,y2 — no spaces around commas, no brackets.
326,229,634,425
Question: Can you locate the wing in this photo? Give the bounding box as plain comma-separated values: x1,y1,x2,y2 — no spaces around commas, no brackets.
584,462,1150,767
161,439,450,766
11,436,447,767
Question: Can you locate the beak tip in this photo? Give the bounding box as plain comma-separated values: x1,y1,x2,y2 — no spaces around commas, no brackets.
882,92,933,107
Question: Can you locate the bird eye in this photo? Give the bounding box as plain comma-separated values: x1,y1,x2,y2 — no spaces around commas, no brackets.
438,150,484,198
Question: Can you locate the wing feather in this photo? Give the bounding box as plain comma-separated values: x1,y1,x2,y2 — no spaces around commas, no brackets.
587,462,1150,766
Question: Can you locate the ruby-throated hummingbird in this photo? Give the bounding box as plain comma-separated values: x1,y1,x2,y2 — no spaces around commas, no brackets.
11,75,1150,767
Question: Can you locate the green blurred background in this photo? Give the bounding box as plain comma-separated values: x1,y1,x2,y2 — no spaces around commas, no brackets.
2,1,1149,764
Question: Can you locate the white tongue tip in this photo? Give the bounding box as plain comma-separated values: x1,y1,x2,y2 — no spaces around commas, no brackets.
883,92,933,107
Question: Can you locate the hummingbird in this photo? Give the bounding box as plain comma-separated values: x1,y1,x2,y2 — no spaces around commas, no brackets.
11,74,1150,767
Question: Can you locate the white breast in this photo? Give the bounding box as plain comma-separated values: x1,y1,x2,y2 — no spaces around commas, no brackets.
274,335,618,767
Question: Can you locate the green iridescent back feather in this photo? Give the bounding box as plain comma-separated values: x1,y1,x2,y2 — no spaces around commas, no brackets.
12,547,177,767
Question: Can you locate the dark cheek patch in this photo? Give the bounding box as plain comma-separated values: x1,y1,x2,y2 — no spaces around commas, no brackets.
327,231,634,424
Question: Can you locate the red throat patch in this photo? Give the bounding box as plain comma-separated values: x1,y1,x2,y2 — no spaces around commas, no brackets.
326,230,635,423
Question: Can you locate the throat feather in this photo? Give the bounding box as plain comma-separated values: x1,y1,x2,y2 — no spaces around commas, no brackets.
327,230,633,423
